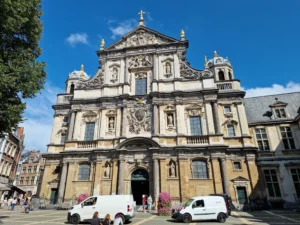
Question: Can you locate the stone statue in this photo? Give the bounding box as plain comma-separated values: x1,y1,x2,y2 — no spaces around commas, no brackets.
112,68,118,80
109,117,114,129
170,162,175,177
167,114,173,126
166,63,171,74
105,164,110,178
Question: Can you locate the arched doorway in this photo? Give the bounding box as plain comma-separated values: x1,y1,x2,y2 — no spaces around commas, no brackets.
131,169,149,205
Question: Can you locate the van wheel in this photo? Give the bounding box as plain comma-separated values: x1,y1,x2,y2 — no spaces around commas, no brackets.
116,213,125,223
217,213,226,223
183,213,192,223
71,214,80,224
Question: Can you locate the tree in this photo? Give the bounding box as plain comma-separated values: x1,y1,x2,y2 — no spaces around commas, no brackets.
0,0,46,136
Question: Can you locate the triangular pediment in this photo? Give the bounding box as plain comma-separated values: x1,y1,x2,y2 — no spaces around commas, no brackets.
106,26,180,50
269,98,288,108
231,176,249,182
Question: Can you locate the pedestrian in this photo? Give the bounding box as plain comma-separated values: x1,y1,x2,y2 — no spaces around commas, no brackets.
11,197,17,211
19,197,25,211
142,194,147,213
23,196,29,213
147,195,153,212
91,211,101,225
3,197,7,208
102,214,111,225
7,196,13,210
113,214,123,225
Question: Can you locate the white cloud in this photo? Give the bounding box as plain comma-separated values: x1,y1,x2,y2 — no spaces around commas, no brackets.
109,19,136,39
66,33,88,47
146,12,153,22
21,82,63,152
243,82,300,98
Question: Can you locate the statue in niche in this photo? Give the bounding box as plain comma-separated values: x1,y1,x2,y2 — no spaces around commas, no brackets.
170,162,176,177
167,114,174,127
166,62,172,74
109,117,115,130
112,68,118,80
105,163,110,178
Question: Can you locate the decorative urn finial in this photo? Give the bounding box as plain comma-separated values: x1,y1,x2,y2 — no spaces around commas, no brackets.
80,64,85,78
213,51,218,57
100,39,105,50
180,29,185,41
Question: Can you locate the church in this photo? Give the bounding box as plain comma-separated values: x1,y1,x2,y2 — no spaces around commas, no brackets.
40,11,280,209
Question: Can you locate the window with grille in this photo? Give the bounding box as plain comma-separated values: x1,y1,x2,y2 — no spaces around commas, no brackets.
61,134,66,144
192,161,208,179
78,164,91,181
31,177,35,185
264,169,281,198
135,78,147,95
255,128,270,151
84,122,95,141
227,124,236,137
189,116,202,136
233,162,242,170
291,169,300,198
275,109,286,118
224,106,231,113
280,127,295,150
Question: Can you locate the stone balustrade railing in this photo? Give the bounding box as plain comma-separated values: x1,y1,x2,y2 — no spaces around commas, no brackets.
77,141,97,149
186,136,209,145
216,80,241,91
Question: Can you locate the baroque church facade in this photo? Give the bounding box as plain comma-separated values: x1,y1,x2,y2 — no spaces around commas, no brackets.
40,13,264,208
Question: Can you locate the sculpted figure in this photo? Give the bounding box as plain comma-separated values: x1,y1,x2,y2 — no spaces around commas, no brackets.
109,117,114,129
170,162,176,177
166,63,171,74
105,164,110,178
167,114,173,126
112,68,118,80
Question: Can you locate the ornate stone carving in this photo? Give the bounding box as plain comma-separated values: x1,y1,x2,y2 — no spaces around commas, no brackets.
128,55,152,69
169,160,176,178
180,61,213,79
77,69,104,89
185,104,203,116
106,110,117,134
127,103,151,134
135,72,147,79
164,105,176,131
124,142,152,150
109,64,120,83
162,58,174,78
82,111,98,122
104,162,111,178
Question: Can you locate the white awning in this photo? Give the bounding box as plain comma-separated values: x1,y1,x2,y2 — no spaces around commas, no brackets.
0,183,10,191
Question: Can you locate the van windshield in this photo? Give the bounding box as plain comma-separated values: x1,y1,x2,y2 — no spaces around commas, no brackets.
183,199,194,207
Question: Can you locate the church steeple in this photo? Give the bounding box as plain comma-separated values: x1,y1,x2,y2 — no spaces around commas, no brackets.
138,10,145,26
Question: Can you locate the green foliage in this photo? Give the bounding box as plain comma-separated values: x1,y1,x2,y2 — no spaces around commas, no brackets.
0,0,46,135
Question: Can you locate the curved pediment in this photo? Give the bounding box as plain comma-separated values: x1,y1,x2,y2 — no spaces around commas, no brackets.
117,137,160,150
76,68,104,90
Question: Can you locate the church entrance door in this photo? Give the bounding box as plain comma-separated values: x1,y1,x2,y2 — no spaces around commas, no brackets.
131,169,149,205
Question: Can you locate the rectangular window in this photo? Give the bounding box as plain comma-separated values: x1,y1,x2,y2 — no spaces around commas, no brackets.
61,134,66,144
20,177,24,185
227,125,236,137
63,117,69,123
23,167,26,174
275,109,286,118
291,169,300,198
26,177,29,185
233,162,242,170
264,169,281,198
224,106,231,113
135,78,147,95
255,128,270,151
28,167,32,174
189,116,202,136
31,177,35,185
84,122,95,141
39,166,44,172
78,164,91,181
33,166,37,173
280,127,295,150
192,161,208,179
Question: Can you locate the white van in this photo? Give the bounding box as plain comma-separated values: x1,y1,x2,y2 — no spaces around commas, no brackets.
68,195,135,224
172,196,228,223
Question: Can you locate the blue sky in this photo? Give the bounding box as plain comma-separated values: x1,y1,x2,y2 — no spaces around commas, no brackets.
22,0,300,151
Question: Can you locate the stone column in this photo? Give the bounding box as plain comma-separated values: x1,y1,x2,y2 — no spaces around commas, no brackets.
153,159,160,210
236,103,250,136
220,158,231,196
153,105,159,135
117,160,125,194
212,102,221,134
121,107,127,137
205,102,215,134
58,162,68,202
67,112,76,141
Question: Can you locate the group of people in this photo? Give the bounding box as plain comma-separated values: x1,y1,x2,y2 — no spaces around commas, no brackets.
142,194,153,212
0,192,32,213
91,213,123,225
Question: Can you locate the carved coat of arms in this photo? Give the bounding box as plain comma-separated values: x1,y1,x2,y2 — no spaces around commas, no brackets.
127,103,151,134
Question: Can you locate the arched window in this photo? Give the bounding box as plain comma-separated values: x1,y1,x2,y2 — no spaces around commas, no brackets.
228,71,233,80
218,71,225,81
70,84,74,94
78,164,90,180
192,160,208,179
227,124,236,137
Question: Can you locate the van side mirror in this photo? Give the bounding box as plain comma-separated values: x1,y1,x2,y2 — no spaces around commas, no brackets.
192,205,195,209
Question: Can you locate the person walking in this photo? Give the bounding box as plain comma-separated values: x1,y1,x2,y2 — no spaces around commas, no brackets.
147,195,153,212
91,211,101,225
7,196,13,210
19,197,25,212
10,197,17,211
102,214,111,225
142,195,147,213
113,214,123,225
23,197,29,213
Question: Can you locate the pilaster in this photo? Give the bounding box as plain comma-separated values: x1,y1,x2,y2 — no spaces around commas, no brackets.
212,102,222,134
117,159,125,194
220,158,231,196
58,162,68,201
205,102,215,134
67,112,76,141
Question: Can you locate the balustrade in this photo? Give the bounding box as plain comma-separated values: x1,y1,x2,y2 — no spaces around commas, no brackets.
77,141,97,149
186,136,209,145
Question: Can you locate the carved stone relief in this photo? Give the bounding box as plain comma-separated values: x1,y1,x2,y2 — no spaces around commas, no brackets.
162,58,174,78
77,69,104,89
109,64,120,83
105,110,117,134
128,55,152,69
180,61,213,79
104,161,111,178
185,104,204,116
127,103,151,134
82,111,98,122
164,105,176,131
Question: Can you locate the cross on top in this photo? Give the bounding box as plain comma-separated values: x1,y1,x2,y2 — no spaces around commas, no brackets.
138,10,145,21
